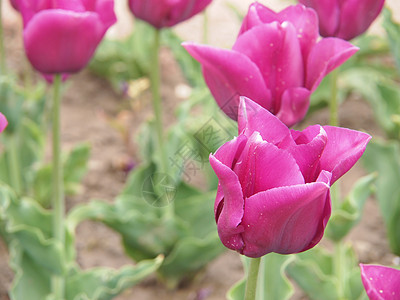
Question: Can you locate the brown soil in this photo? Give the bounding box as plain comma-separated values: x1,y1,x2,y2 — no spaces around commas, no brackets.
0,18,396,300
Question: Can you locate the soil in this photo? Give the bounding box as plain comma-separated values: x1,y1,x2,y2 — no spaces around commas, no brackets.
0,3,398,300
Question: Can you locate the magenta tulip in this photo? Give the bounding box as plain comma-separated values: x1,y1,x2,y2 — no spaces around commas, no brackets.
210,97,370,258
13,0,116,75
183,3,358,127
299,0,385,40
0,113,8,133
128,0,212,29
360,264,400,300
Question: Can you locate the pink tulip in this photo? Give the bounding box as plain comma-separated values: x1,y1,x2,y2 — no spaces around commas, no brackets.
360,264,400,300
299,0,385,40
128,0,212,29
13,0,117,75
9,0,19,10
0,113,8,133
210,97,370,258
183,3,358,127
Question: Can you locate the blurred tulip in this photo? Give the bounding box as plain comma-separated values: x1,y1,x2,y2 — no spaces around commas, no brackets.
210,97,370,258
9,0,19,10
13,0,116,75
360,264,400,300
184,3,358,127
0,113,8,133
299,0,385,40
128,0,212,29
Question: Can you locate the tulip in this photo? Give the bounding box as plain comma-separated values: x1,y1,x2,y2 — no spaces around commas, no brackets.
183,3,358,127
128,0,212,29
360,264,400,300
13,0,117,75
210,97,370,258
299,0,385,41
0,113,8,133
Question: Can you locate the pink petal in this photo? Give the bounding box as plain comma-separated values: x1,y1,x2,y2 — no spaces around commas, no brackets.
238,2,276,35
183,42,271,120
0,113,8,133
306,37,358,91
241,170,331,257
209,154,245,253
51,0,85,11
81,0,117,28
167,0,212,27
337,0,385,41
233,22,304,108
275,87,311,127
24,10,105,74
233,132,304,198
319,126,371,184
238,97,291,146
360,264,400,300
299,0,340,37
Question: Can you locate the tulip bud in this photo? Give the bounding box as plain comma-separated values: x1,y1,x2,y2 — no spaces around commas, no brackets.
299,0,385,40
210,97,370,258
184,3,358,127
360,264,400,300
13,0,117,76
128,0,212,29
0,113,8,133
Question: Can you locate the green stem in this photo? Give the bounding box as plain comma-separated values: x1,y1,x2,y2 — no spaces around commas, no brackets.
8,135,22,194
244,257,261,300
329,68,339,127
334,242,346,300
203,10,208,44
0,0,6,73
150,29,174,218
51,74,65,299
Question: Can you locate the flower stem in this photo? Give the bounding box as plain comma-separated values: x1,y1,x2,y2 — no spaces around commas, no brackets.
329,68,339,127
203,10,208,44
51,74,65,299
8,135,22,194
334,242,347,300
0,0,6,73
244,257,261,300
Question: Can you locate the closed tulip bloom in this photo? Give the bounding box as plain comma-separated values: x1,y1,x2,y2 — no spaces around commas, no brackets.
299,0,385,40
0,113,8,133
128,0,212,29
14,0,117,75
183,3,358,127
360,264,400,300
210,97,370,258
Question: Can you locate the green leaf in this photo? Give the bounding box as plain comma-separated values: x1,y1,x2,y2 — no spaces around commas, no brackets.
326,173,376,241
363,139,400,255
228,254,294,300
383,8,400,72
65,255,163,300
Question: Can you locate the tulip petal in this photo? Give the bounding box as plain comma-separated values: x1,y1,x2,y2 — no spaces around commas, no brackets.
233,132,304,198
319,126,371,184
275,87,310,127
337,0,385,41
241,170,331,257
360,264,400,300
168,0,212,27
238,97,291,146
24,10,105,74
81,0,117,28
183,42,271,120
233,22,304,107
209,155,245,253
239,2,276,35
306,37,358,91
0,113,8,133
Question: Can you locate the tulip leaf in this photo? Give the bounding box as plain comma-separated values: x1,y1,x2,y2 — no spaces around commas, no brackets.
363,139,400,255
326,173,376,241
383,8,400,72
287,245,365,300
228,253,294,300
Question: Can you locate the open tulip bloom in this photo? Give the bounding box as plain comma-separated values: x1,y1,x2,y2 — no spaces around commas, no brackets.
360,264,400,300
299,0,385,41
210,97,370,258
183,3,358,127
14,0,117,76
128,0,212,29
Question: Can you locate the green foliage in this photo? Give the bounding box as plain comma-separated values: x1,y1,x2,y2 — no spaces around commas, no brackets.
287,245,367,300
383,8,400,72
326,174,376,242
227,254,294,300
33,143,91,207
363,139,400,255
